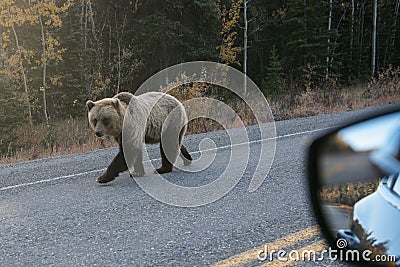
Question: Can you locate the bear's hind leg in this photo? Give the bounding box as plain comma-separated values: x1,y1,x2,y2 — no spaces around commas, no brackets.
180,145,192,166
155,143,177,174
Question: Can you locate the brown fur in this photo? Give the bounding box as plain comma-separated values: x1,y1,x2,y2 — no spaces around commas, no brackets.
86,92,192,183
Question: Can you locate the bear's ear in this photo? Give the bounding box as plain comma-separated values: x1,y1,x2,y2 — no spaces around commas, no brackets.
86,100,95,111
112,98,120,110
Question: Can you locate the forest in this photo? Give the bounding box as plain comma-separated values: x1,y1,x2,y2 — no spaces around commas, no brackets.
0,0,399,161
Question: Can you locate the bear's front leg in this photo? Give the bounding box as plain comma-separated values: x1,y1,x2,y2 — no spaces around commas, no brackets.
97,150,128,183
130,150,145,177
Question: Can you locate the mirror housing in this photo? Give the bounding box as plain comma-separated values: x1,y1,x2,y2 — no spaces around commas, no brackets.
308,105,400,266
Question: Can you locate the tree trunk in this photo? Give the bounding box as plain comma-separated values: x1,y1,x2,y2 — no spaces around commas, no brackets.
358,2,366,76
109,25,112,63
391,0,400,53
117,40,121,93
9,8,33,128
84,0,88,51
39,15,49,125
326,0,333,80
114,12,127,94
243,0,248,97
303,0,308,64
372,0,378,76
87,0,96,34
350,0,354,80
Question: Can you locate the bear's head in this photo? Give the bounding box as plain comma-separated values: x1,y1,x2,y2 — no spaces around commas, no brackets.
86,98,125,138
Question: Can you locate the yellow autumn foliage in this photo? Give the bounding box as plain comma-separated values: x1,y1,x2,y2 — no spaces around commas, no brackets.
218,0,243,65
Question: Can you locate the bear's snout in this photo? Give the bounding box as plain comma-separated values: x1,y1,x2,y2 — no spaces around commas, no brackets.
95,131,104,137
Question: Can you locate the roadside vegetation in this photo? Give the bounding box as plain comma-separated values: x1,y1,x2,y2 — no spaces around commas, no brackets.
2,72,400,164
319,180,380,207
1,0,400,164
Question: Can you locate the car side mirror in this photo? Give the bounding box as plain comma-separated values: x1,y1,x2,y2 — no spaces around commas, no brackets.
308,107,400,266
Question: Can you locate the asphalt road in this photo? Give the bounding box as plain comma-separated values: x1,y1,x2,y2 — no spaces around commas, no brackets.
0,106,390,266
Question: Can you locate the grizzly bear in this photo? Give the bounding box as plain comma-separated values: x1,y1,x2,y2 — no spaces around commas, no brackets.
86,92,192,183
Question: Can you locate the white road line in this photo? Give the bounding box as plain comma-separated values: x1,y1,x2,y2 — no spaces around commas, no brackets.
0,169,105,191
0,126,335,192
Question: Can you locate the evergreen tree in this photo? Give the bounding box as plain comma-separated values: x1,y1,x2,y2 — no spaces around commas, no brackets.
262,46,285,96
282,0,333,86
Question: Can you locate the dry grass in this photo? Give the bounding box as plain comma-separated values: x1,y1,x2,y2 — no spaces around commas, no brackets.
319,181,380,207
271,84,400,121
168,81,258,133
1,68,400,164
271,66,400,120
0,118,116,164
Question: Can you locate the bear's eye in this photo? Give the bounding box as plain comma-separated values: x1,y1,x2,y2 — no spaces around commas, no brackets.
92,119,97,126
103,118,110,126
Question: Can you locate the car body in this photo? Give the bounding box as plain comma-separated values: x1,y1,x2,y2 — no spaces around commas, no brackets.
338,174,400,264
369,130,400,176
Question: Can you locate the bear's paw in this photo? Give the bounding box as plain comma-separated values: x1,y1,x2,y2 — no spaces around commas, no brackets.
97,174,115,184
129,171,145,178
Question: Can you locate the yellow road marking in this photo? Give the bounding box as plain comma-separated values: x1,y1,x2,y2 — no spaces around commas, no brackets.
259,239,326,267
211,225,320,267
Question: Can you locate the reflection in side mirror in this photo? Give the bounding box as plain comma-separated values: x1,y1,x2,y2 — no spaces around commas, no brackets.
309,109,400,266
